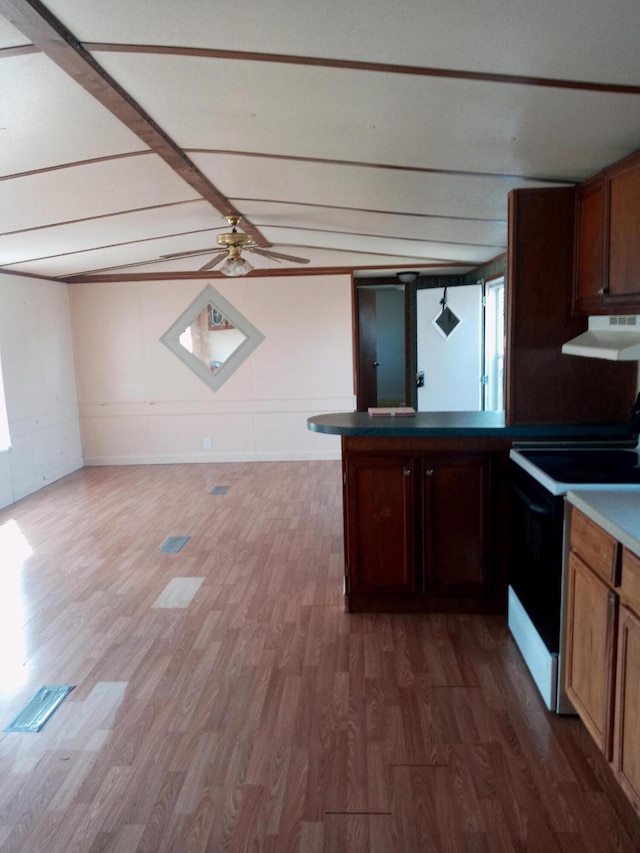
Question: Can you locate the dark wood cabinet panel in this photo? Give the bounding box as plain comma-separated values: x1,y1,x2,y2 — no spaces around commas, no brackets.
604,155,640,305
573,176,604,316
344,455,416,595
506,186,636,425
421,454,490,596
572,148,640,315
341,437,509,613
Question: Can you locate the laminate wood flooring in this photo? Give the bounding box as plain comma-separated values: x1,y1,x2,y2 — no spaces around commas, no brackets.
0,461,638,852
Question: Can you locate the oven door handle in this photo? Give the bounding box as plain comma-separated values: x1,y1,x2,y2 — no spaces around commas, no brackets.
510,482,552,517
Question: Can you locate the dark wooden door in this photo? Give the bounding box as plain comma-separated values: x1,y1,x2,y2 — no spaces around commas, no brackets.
345,455,416,594
421,454,490,596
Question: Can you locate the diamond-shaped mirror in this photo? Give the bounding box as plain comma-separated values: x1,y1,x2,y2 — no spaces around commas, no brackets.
433,305,461,339
160,285,265,391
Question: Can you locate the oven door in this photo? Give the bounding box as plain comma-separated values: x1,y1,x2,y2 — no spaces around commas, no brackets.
508,461,566,710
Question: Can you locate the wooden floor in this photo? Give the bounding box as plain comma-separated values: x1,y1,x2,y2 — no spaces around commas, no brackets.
0,461,639,852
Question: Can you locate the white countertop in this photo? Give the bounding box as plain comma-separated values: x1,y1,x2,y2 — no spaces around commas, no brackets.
567,490,640,559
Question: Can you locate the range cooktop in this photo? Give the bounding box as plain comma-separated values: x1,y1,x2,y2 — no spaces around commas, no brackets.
510,445,640,495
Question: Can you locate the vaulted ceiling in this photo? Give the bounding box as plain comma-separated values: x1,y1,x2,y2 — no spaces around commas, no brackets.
2,0,640,282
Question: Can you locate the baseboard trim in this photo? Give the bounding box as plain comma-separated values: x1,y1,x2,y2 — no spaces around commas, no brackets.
82,451,341,465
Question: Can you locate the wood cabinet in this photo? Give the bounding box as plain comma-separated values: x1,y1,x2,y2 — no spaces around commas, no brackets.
614,548,640,813
603,152,640,308
506,186,636,425
573,176,604,315
344,454,416,595
565,507,640,818
565,550,618,758
573,148,640,315
421,454,490,597
614,603,640,812
342,436,508,613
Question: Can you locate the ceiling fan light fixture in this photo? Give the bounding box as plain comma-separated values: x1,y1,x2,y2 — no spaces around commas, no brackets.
219,255,254,277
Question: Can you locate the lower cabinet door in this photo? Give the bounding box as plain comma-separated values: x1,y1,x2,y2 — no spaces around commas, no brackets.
421,454,490,596
614,605,640,811
345,455,416,594
565,552,618,758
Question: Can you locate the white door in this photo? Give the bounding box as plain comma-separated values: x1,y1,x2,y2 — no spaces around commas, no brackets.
416,284,483,411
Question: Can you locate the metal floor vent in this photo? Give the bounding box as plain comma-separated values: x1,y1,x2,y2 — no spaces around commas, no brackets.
4,685,75,733
209,486,230,495
159,536,191,553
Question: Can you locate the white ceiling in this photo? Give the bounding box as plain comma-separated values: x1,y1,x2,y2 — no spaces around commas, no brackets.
1,0,640,282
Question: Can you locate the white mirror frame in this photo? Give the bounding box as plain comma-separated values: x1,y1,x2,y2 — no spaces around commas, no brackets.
160,284,265,392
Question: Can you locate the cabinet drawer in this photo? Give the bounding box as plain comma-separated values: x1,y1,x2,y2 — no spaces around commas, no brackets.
570,509,619,585
620,549,640,614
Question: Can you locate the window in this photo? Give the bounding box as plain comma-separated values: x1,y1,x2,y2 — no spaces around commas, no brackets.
483,278,505,412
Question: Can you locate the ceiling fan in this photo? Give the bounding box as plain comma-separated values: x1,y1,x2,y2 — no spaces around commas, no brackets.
161,215,310,276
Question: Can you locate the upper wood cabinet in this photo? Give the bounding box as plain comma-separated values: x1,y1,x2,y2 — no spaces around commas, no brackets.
603,152,640,308
573,176,604,315
573,148,640,315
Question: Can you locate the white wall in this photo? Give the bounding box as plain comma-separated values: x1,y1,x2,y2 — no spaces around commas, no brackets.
0,273,83,509
70,274,354,463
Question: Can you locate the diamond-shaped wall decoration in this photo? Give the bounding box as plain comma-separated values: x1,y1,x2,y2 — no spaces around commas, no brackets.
160,285,265,392
434,306,461,338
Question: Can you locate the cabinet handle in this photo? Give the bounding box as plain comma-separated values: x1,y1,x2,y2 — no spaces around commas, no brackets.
425,469,434,477
403,468,411,476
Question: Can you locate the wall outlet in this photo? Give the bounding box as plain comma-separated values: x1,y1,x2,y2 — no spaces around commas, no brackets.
203,437,212,450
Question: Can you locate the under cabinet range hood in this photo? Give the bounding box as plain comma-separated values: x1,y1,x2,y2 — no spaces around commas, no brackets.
562,315,640,360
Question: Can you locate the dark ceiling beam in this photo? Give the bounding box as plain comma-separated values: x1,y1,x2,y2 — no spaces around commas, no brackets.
88,43,640,97
64,261,472,284
0,0,270,247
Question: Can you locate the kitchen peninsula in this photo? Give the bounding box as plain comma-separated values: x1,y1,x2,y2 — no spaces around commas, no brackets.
308,411,635,614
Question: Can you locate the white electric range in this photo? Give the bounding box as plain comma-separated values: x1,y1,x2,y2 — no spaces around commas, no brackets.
508,441,640,712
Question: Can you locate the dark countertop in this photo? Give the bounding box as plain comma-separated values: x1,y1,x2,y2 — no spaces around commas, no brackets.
307,411,637,439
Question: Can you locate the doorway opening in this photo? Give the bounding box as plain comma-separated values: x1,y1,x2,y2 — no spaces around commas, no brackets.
355,274,505,413
356,285,407,411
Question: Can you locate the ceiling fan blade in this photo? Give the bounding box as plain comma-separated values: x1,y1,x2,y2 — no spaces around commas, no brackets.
160,247,217,260
199,251,228,271
249,247,310,264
